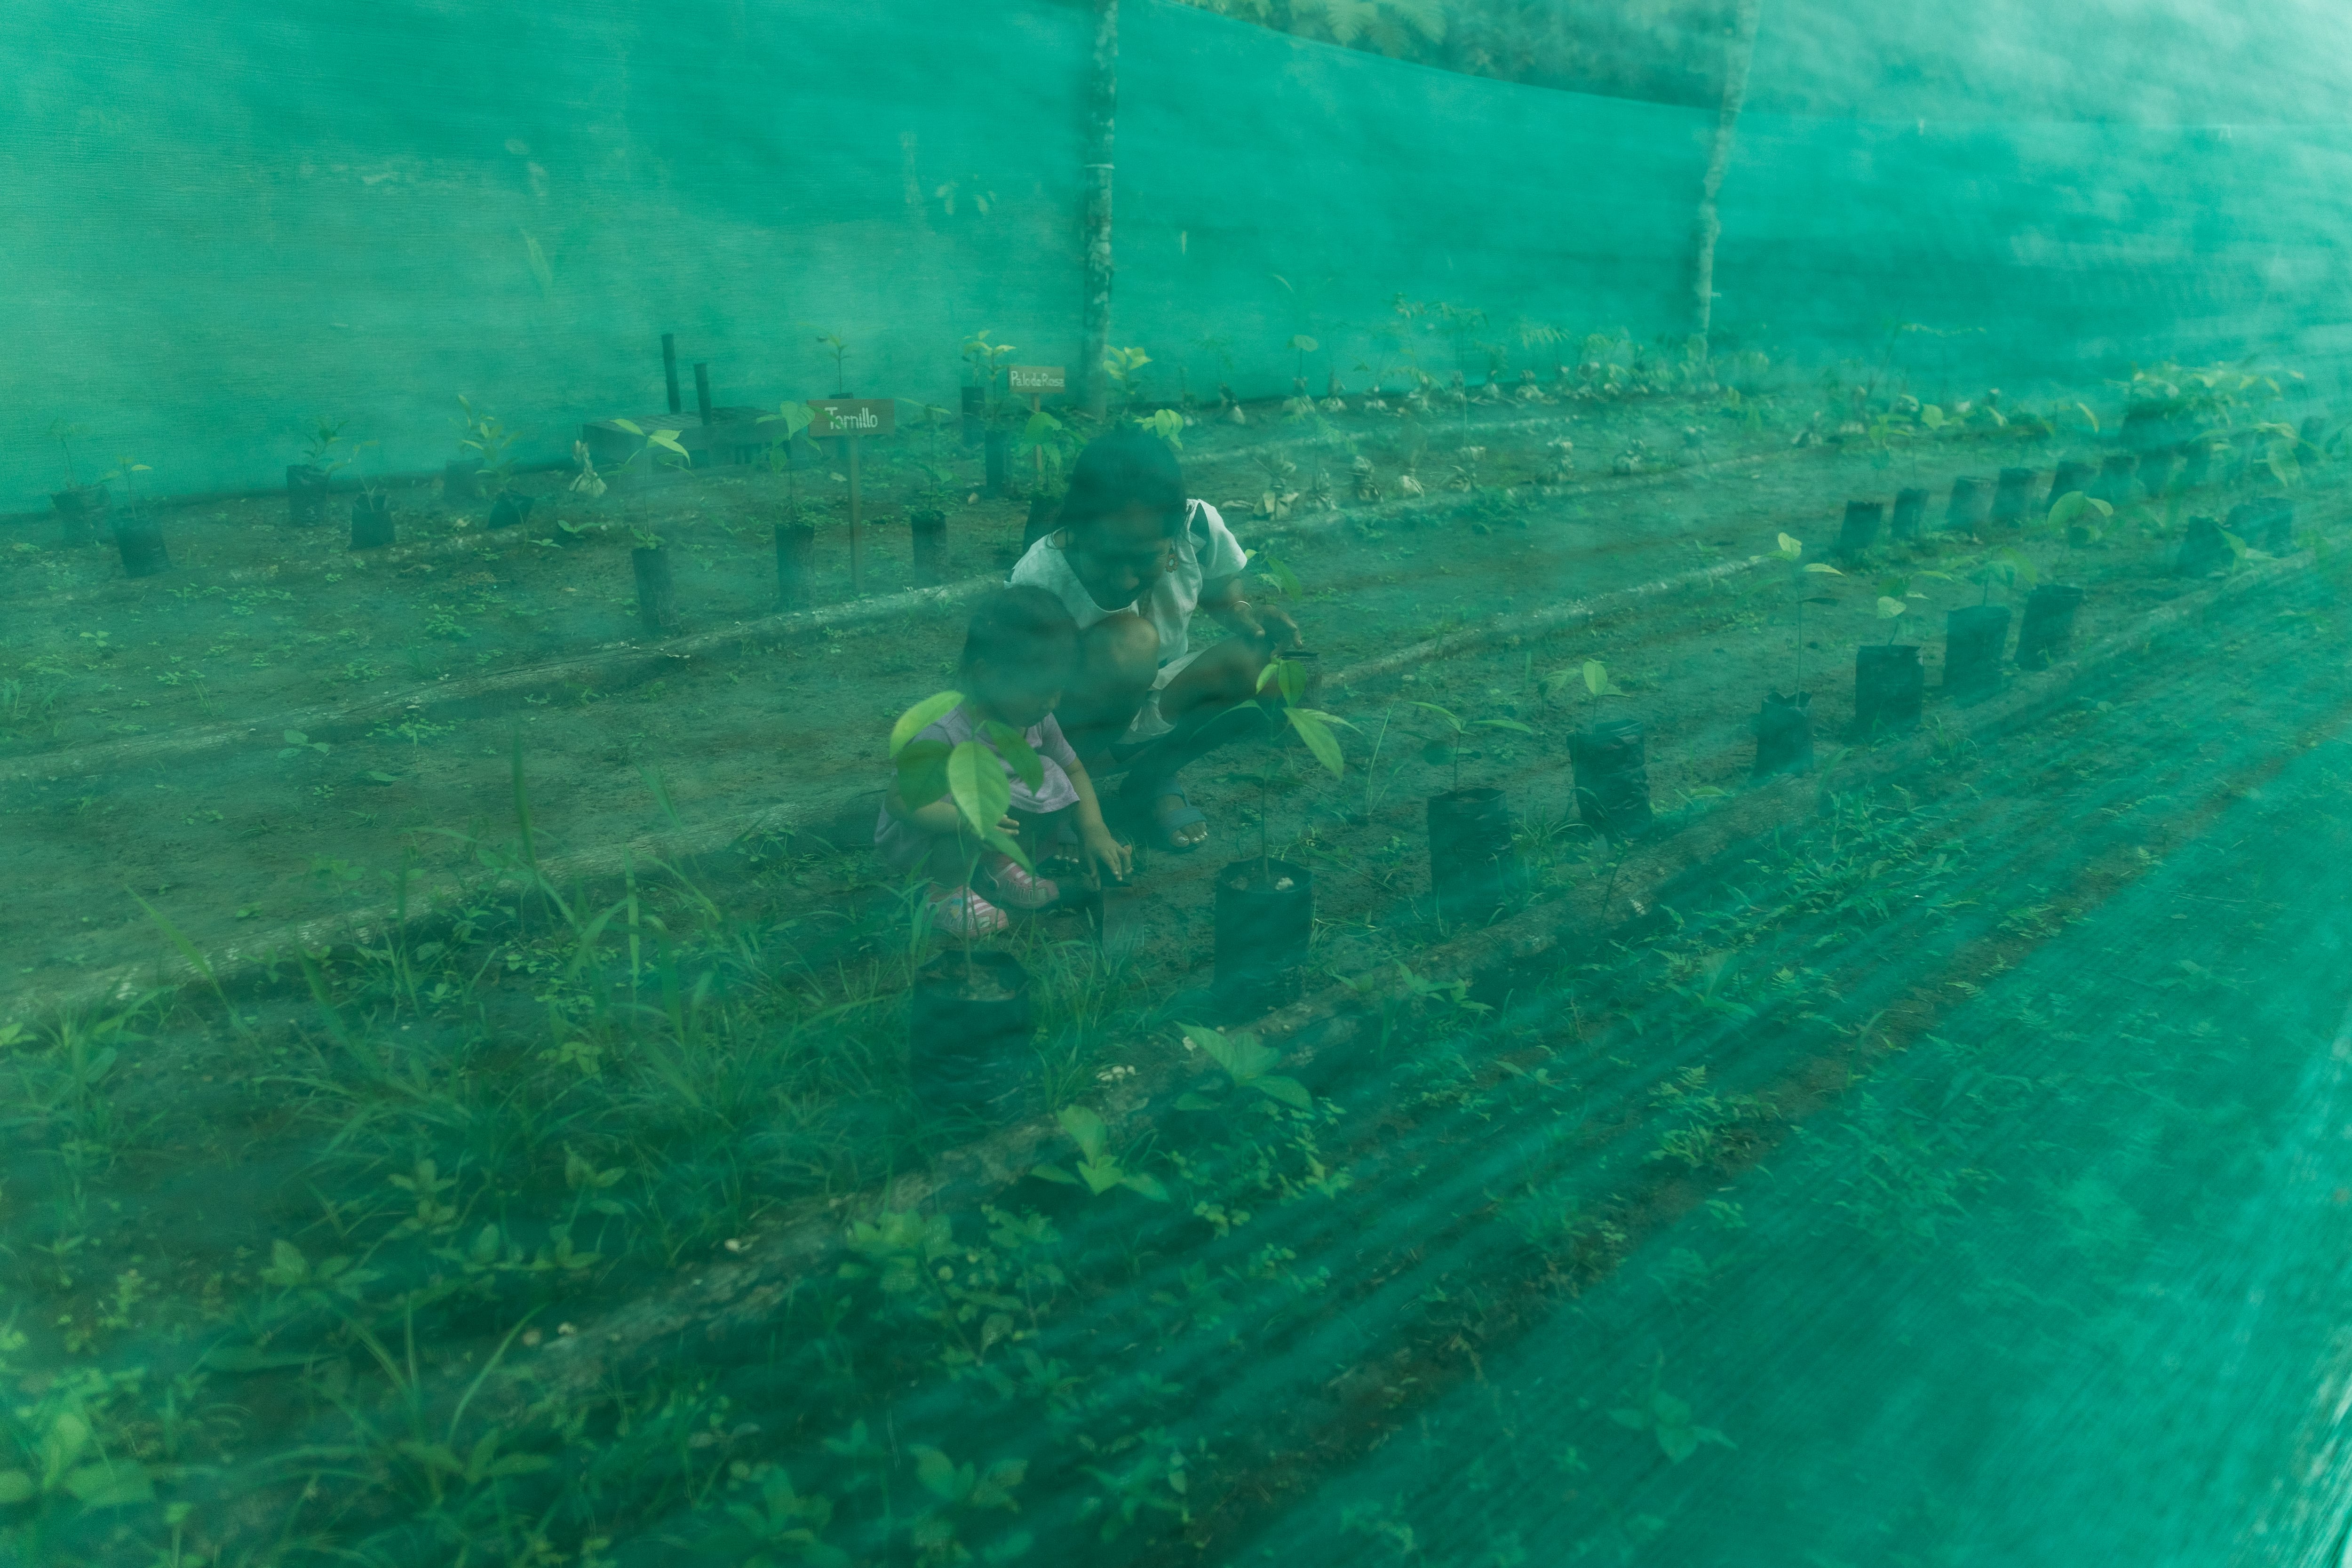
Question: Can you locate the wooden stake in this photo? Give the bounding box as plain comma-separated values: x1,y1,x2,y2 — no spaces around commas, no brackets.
848,430,864,595
1031,392,1044,487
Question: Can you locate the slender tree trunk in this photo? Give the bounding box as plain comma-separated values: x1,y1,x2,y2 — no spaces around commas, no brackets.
1690,0,1762,347
1081,0,1118,421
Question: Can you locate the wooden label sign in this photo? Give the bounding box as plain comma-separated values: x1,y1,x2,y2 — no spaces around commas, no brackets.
1007,365,1066,395
808,398,896,437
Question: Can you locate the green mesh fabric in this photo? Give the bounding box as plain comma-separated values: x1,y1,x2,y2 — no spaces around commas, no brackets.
8,3,2352,1565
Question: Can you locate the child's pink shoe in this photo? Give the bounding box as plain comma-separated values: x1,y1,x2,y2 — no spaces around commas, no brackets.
928,885,1009,938
985,854,1060,911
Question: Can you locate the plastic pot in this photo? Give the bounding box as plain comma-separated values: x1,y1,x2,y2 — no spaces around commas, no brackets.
2089,454,2137,509
1084,880,1148,965
1427,786,1517,924
1852,644,1923,737
2180,440,2218,490
1214,859,1313,1019
444,459,480,502
487,491,533,530
2046,458,2097,512
2177,516,2232,578
1890,487,1928,542
776,522,816,610
633,544,676,634
1944,603,2010,700
2228,495,2294,554
350,493,395,550
287,463,332,528
910,508,948,586
908,949,1034,1119
1569,719,1652,839
1946,475,1992,533
960,385,985,447
1751,689,1812,780
51,484,108,547
114,511,168,579
1989,467,2036,529
2015,585,2085,669
984,430,1009,497
1835,499,1884,558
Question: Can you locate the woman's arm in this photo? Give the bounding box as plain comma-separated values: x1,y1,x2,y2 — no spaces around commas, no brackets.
1201,573,1300,646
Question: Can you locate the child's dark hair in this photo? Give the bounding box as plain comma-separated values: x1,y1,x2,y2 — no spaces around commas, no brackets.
1057,427,1186,538
960,585,1078,678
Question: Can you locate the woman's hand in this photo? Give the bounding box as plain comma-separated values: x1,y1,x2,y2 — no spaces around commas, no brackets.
1080,820,1134,887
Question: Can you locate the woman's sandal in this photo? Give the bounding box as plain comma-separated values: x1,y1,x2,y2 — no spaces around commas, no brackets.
1139,787,1209,853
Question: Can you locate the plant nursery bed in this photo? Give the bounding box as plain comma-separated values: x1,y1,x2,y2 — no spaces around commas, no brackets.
6,477,2344,1568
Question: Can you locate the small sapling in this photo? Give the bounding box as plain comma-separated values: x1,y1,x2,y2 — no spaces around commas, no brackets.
1410,701,1534,793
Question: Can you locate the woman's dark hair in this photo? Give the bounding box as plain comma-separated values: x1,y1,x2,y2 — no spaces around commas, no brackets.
960,584,1079,678
1056,427,1186,539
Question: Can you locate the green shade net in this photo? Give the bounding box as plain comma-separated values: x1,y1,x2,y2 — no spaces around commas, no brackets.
7,1,2352,1565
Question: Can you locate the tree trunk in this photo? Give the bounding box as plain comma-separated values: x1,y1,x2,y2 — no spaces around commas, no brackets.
1689,0,1762,347
1080,0,1118,421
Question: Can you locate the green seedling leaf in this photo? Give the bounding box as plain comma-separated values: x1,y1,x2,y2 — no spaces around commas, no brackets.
1410,700,1465,734
2075,401,2100,434
1287,334,1319,354
1030,1163,1078,1186
1876,596,1907,620
1251,1075,1313,1110
1803,562,1844,576
758,399,816,439
913,1446,971,1503
1022,410,1063,442
890,691,964,757
1057,1104,1108,1162
979,719,1045,792
1919,404,1946,429
1121,1170,1171,1202
1775,531,1804,560
895,739,952,812
1285,708,1349,779
362,770,400,785
948,740,1013,841
1257,553,1303,602
612,417,644,436
2047,490,2113,529
1473,717,1536,735
1582,660,1623,696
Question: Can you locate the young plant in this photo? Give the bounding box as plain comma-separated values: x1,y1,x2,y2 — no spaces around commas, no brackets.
889,691,1041,962
456,397,520,492
1099,346,1152,415
100,455,151,514
1770,532,1843,691
2047,488,2114,544
49,420,90,490
1171,1022,1312,1112
1872,572,1930,644
809,329,851,395
1537,657,1625,709
960,329,1016,409
1014,408,1082,485
1287,334,1319,382
756,399,816,482
1248,657,1350,884
1031,1105,1168,1199
607,418,691,479
299,417,356,477
1408,702,1534,793
1970,547,2037,605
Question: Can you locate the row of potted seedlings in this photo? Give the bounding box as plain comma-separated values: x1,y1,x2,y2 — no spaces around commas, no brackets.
906,451,2303,1118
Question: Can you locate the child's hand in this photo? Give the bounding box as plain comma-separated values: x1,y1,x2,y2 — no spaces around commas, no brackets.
1080,820,1133,886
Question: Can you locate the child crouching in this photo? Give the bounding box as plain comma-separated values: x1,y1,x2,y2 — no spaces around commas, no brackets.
875,586,1133,937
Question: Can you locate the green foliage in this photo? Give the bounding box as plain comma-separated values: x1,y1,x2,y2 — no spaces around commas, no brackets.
1608,1386,1735,1464
1032,1105,1169,1200
889,690,1035,871
1174,1022,1313,1111
1408,699,1534,789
